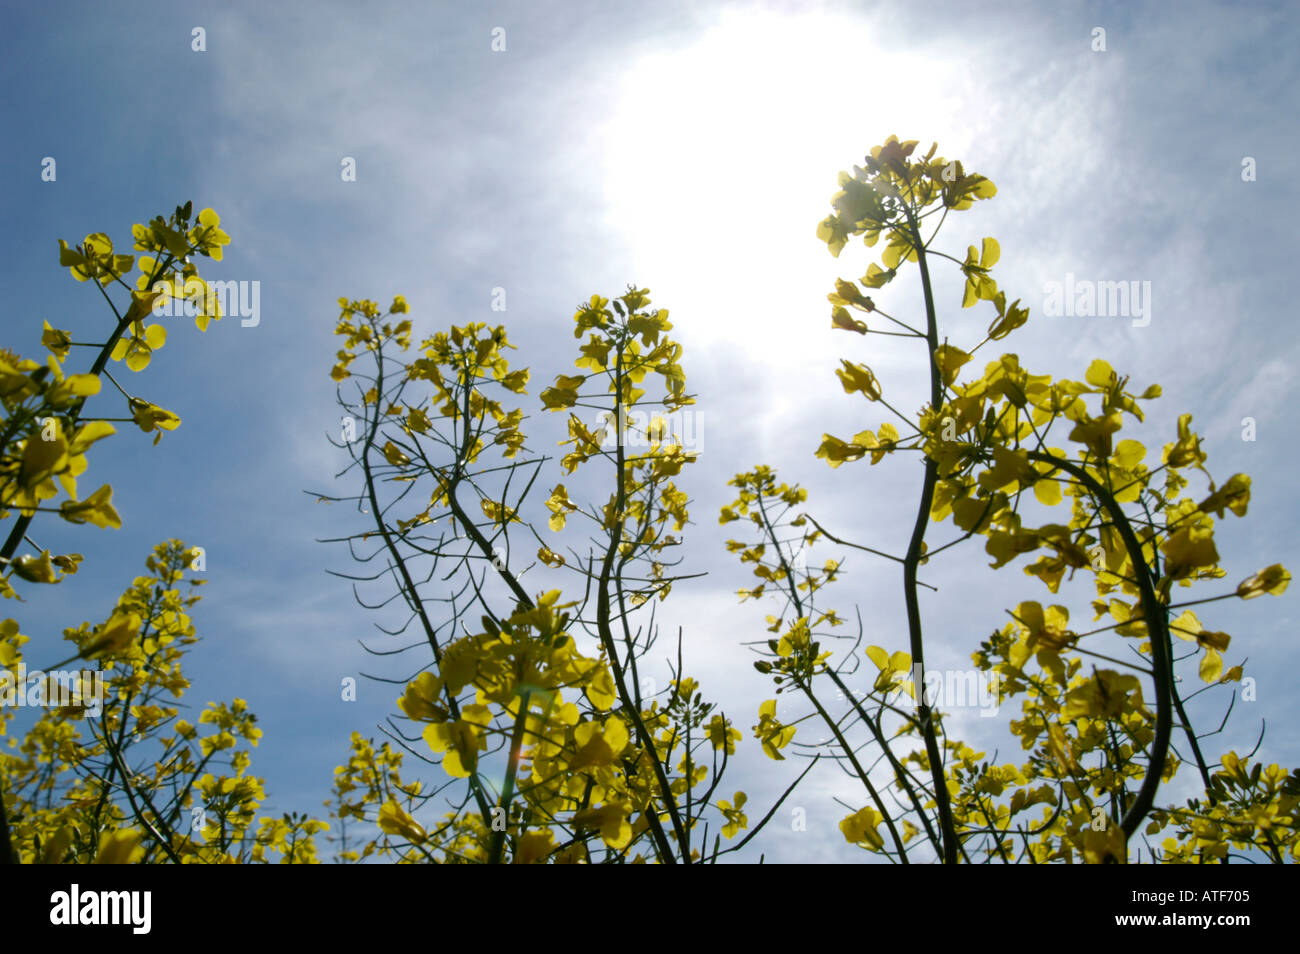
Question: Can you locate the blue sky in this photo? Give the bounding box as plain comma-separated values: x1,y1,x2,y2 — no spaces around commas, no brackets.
2,0,1297,863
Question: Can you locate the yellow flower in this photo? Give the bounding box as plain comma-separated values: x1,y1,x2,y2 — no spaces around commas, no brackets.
1060,670,1144,721
93,829,145,864
81,611,142,659
41,321,72,361
110,322,166,372
960,237,1000,307
752,699,795,760
1235,564,1290,600
705,714,741,755
512,830,555,864
834,360,881,400
129,398,181,443
60,484,122,529
840,806,885,851
718,792,747,839
377,799,427,845
188,208,230,261
570,801,633,850
544,484,578,531
381,441,411,467
10,549,60,583
397,672,446,722
568,718,629,770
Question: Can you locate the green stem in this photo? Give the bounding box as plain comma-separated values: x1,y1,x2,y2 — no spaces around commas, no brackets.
595,348,688,862
486,689,532,864
1025,451,1173,842
900,202,960,863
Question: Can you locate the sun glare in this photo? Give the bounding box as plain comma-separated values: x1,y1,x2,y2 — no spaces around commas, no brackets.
600,10,958,360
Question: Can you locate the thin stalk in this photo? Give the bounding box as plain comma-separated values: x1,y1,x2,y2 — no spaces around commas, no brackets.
900,201,960,863
486,688,533,863
1026,451,1173,841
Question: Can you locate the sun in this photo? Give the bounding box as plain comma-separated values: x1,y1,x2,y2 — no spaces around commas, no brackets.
599,8,959,362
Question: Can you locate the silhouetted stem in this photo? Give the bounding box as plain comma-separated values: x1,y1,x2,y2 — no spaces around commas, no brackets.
1025,451,1173,841
901,202,960,863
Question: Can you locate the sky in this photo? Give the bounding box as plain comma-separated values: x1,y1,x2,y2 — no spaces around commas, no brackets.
2,0,1297,863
